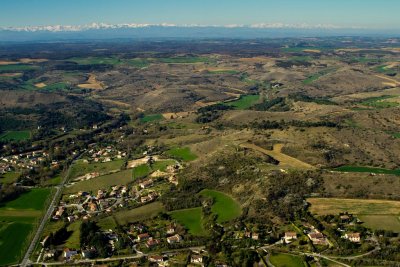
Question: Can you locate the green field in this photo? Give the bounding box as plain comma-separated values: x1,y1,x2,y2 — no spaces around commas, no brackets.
157,56,211,64
208,69,240,74
333,165,400,175
65,169,133,193
303,68,336,84
0,64,38,71
0,188,51,210
359,95,399,109
358,215,400,233
169,207,206,236
132,164,152,179
126,58,150,68
132,160,176,179
0,188,51,265
41,82,71,91
0,130,31,141
113,202,165,225
199,189,241,223
165,147,197,162
67,57,121,65
224,94,260,110
140,114,164,123
0,172,21,184
0,221,34,265
68,159,124,178
269,252,305,267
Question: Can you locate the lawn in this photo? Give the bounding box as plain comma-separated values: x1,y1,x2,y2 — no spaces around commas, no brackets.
0,172,21,184
65,169,133,193
269,252,305,267
169,207,206,236
44,175,62,186
307,198,400,216
333,165,400,175
68,159,124,178
358,215,400,233
0,188,51,210
0,130,31,141
165,147,197,162
224,94,260,110
0,64,38,71
113,202,165,225
64,221,81,249
140,114,164,123
199,189,241,223
0,188,51,265
42,82,71,91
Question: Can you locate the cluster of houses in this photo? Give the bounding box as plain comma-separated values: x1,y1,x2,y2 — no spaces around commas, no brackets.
147,253,205,266
87,145,126,163
0,150,54,174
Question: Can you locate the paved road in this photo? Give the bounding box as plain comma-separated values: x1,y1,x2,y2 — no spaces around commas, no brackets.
36,246,205,266
20,152,84,267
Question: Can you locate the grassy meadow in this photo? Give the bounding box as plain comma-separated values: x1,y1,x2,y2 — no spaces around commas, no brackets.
169,207,206,236
224,94,260,110
269,252,305,267
113,202,165,225
165,147,197,162
199,189,241,223
68,159,124,178
0,130,31,141
333,165,400,175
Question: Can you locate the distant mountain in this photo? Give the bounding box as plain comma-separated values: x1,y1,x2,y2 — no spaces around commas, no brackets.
0,23,398,42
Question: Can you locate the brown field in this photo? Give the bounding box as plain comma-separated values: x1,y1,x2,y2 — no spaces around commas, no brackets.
303,49,321,53
162,111,192,120
307,198,400,215
375,74,400,86
0,73,22,77
19,58,48,63
0,60,19,65
78,73,104,89
34,82,47,88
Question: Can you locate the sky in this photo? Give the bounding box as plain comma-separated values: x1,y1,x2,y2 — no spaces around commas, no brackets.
1,0,399,29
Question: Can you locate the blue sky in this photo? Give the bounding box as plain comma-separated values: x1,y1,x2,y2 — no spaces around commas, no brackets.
1,0,399,28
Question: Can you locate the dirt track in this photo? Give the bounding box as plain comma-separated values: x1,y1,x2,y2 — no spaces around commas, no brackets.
240,143,315,170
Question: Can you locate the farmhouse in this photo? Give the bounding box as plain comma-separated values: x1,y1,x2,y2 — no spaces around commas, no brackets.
146,238,161,248
344,232,361,242
149,255,164,262
284,232,297,243
167,234,183,244
63,248,78,260
139,179,153,189
191,255,204,264
137,233,150,241
308,232,327,244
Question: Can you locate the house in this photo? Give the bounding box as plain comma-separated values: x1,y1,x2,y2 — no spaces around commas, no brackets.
139,179,153,189
166,225,175,235
146,238,161,248
149,255,164,262
345,233,361,243
167,234,183,244
340,214,351,223
308,232,326,244
252,233,259,240
284,232,297,242
191,255,204,264
63,248,78,260
137,233,150,241
81,248,96,259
